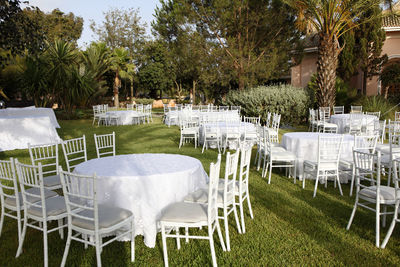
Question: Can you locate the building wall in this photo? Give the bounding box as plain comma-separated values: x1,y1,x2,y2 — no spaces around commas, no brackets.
291,30,400,95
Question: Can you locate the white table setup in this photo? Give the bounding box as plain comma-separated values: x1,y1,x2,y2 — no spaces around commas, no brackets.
281,132,356,179
73,153,208,248
106,110,144,125
199,121,256,149
0,106,61,151
165,109,240,126
330,113,377,134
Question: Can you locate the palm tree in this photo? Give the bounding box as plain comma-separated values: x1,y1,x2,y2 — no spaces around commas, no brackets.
286,0,387,107
110,47,130,108
120,61,136,101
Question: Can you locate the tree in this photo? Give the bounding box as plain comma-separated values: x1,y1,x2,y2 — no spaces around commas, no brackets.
90,7,147,58
286,0,391,107
0,0,44,66
137,40,175,99
110,47,129,107
380,62,400,98
154,0,302,91
24,8,83,45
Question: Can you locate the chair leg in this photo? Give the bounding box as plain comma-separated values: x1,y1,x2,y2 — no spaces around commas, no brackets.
95,235,102,267
376,201,380,247
215,220,226,251
233,205,242,234
223,208,230,251
58,219,64,239
16,213,27,258
61,227,72,267
0,204,4,238
268,161,273,184
239,197,246,233
208,226,217,267
381,200,399,248
175,227,181,249
16,210,22,243
43,222,48,267
161,224,169,267
185,227,189,243
349,167,355,196
336,173,343,196
346,198,359,230
131,220,135,262
313,175,319,198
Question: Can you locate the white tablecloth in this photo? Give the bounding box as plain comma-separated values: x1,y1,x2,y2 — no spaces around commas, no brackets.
0,116,61,151
199,122,256,149
73,153,208,248
330,114,376,134
106,110,144,125
281,132,355,179
165,110,240,125
0,107,60,128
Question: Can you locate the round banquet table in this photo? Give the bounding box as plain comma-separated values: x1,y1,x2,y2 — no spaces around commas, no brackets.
281,132,355,180
73,153,208,247
106,110,144,125
330,114,376,134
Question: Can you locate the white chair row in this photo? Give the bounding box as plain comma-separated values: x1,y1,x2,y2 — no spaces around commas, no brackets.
0,156,134,266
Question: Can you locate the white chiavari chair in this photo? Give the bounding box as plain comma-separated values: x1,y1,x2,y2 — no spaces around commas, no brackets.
61,135,88,172
179,121,199,149
59,168,135,267
94,132,116,158
28,142,62,190
302,135,343,197
15,160,68,267
351,105,363,114
202,123,221,153
160,156,226,267
346,150,395,247
333,106,344,114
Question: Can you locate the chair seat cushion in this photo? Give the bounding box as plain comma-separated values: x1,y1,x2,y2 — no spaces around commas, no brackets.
182,128,198,135
376,144,400,155
4,188,58,208
359,186,396,202
160,202,208,223
304,160,338,170
27,196,67,217
184,188,223,204
72,204,133,230
43,175,61,188
322,122,338,128
271,151,296,161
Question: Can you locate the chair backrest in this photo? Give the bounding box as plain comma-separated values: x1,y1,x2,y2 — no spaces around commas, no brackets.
231,106,241,113
28,142,59,177
59,167,99,232
93,105,100,115
207,154,222,225
219,106,229,111
351,105,363,114
200,105,209,112
265,128,279,151
395,111,400,121
389,134,400,159
136,104,144,112
126,103,134,110
271,113,281,131
354,135,378,153
145,104,152,114
210,105,218,112
392,158,400,192
238,144,252,192
222,150,239,204
365,111,380,119
317,135,343,166
192,105,200,111
62,135,87,172
15,160,47,217
265,112,272,127
319,107,330,118
94,132,116,158
319,110,330,123
353,150,381,193
0,158,20,209
333,106,344,114
388,120,400,136
348,113,363,134
243,116,260,125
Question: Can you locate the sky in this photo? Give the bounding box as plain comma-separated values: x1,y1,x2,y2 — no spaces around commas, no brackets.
26,0,160,48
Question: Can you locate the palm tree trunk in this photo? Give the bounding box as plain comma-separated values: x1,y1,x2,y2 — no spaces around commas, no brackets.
316,33,340,108
113,70,120,108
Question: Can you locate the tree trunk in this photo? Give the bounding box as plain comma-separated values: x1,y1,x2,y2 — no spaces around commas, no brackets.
113,70,120,108
191,80,197,104
316,33,340,108
130,79,134,103
362,70,367,95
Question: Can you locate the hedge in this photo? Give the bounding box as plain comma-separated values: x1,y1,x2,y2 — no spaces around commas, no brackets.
221,84,313,125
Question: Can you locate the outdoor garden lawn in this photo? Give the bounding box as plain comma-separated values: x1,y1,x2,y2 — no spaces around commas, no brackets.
1,118,400,266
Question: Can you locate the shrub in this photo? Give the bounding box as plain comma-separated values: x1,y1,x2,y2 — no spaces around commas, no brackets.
132,98,154,105
354,95,397,120
221,84,313,124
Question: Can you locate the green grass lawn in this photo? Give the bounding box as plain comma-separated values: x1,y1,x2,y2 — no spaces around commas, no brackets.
1,118,400,266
